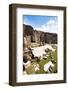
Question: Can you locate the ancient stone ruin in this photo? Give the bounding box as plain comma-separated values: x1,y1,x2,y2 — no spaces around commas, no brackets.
23,24,57,49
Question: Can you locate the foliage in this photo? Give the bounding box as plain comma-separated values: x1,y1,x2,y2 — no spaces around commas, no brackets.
25,46,57,74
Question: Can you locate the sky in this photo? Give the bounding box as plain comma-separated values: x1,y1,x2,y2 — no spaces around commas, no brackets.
23,15,58,34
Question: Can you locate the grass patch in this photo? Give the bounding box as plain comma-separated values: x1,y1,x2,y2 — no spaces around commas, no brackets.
25,47,57,74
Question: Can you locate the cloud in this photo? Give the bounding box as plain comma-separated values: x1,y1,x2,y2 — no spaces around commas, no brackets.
34,25,47,32
23,17,32,26
47,20,56,25
34,19,58,34
46,19,58,33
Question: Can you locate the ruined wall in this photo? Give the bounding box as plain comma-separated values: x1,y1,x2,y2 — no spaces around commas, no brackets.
23,24,34,48
45,33,57,44
23,24,57,48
